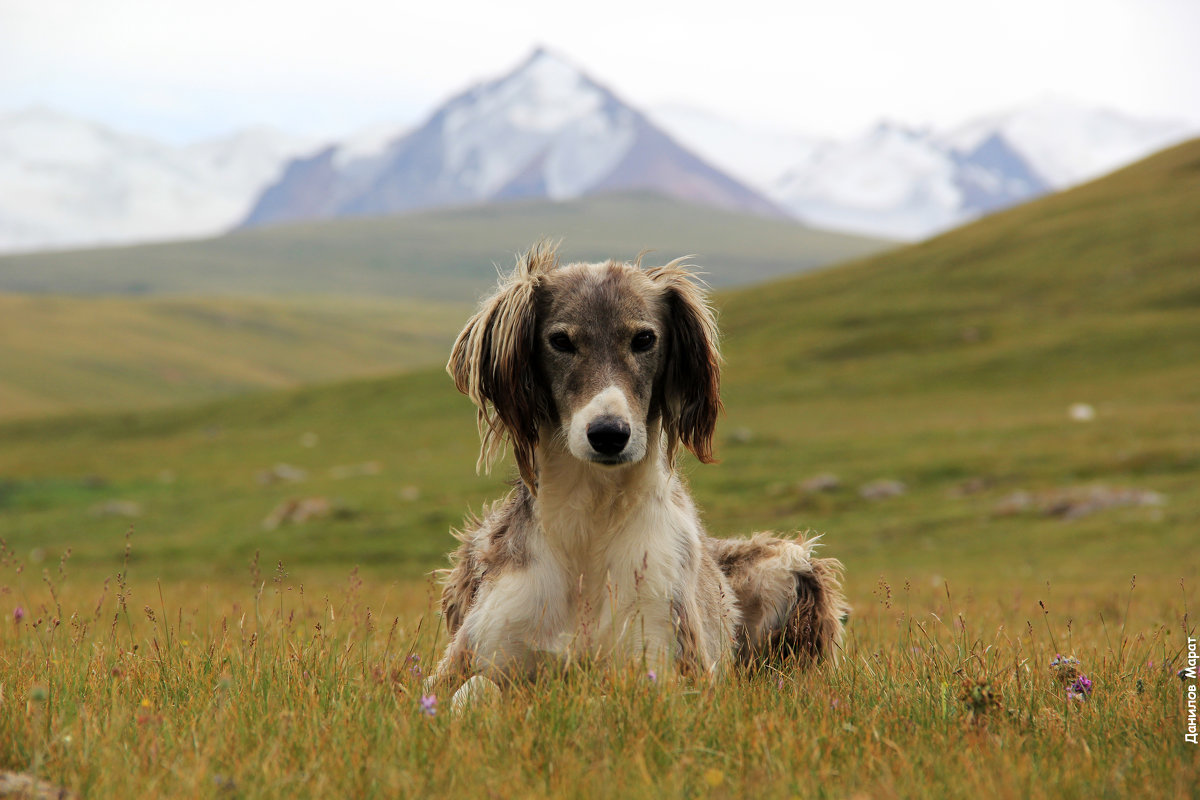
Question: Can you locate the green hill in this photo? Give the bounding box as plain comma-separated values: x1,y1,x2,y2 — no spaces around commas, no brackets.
0,192,890,299
0,293,469,419
0,140,1196,593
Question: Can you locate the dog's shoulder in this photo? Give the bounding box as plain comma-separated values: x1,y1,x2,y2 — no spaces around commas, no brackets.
439,484,535,634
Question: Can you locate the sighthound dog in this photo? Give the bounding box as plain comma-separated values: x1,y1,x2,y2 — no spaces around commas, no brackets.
433,243,848,691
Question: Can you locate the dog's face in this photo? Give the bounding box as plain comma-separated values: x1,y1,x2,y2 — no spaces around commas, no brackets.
537,264,662,466
449,245,721,490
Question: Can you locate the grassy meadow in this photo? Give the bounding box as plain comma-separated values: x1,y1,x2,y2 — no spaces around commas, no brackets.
1,140,1198,797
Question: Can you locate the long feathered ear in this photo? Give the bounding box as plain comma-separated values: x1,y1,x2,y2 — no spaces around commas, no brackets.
646,259,723,464
447,242,558,491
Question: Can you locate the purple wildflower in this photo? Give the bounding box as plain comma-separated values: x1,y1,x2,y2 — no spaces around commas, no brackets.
1067,674,1093,701
419,694,437,717
647,669,657,683
12,606,24,623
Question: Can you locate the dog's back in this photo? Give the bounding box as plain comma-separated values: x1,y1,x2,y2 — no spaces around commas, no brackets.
706,534,848,664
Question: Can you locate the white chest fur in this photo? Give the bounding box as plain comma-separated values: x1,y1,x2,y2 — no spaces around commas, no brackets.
463,453,697,676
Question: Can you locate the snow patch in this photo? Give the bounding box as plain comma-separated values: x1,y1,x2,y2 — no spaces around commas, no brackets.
332,121,407,169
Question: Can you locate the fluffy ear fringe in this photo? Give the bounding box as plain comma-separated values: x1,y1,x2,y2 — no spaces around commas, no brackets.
645,258,723,466
447,240,559,491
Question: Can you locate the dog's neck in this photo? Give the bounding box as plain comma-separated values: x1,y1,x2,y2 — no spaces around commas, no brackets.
530,422,674,563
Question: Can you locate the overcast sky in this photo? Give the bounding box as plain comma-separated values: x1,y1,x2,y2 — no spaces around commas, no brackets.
3,0,1198,144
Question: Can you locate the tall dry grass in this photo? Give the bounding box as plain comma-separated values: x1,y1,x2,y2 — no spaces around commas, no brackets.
2,537,1195,799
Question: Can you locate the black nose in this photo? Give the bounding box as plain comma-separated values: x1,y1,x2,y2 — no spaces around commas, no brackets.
586,417,631,456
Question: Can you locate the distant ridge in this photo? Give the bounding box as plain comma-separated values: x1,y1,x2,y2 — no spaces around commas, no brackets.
0,193,889,299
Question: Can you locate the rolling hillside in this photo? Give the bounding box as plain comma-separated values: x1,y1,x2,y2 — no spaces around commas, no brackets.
0,193,889,298
0,294,468,419
0,140,1195,591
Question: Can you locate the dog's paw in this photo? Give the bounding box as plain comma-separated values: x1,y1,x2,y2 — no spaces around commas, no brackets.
450,675,502,714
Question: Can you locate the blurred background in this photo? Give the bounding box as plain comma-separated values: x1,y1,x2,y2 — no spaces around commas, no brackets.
0,0,1197,595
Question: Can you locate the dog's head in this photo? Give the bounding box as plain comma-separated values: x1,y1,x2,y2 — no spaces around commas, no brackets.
448,242,722,491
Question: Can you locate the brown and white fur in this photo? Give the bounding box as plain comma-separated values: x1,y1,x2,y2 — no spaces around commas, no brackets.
434,243,848,688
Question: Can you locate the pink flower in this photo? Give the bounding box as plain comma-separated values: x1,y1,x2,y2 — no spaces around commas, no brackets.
419,694,437,717
12,606,23,623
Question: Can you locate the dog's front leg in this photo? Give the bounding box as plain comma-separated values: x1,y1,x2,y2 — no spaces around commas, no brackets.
428,629,475,690
448,568,571,682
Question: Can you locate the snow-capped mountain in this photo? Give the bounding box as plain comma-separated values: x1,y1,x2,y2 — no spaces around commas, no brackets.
653,98,1197,240
243,49,782,228
0,108,317,253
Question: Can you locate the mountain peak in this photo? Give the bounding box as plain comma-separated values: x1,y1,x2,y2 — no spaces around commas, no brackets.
484,45,605,112
512,45,580,75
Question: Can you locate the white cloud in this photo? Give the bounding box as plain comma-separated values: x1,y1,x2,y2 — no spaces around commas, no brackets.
2,0,1198,142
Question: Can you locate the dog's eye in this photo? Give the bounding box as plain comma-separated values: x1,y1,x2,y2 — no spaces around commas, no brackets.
549,332,576,353
631,330,657,352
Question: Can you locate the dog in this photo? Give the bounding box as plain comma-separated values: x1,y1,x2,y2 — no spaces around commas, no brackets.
433,243,848,689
